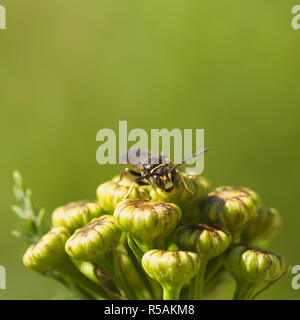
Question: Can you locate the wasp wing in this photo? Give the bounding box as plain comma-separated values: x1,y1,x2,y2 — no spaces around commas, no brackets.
119,148,150,167
119,148,168,166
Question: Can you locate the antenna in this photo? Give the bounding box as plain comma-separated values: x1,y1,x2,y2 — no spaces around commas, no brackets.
171,148,209,171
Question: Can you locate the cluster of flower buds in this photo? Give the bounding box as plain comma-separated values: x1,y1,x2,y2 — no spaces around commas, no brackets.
20,170,287,300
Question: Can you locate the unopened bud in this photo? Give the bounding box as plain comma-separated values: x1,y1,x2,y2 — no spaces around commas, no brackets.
150,174,209,207
65,215,121,264
97,181,150,214
114,200,182,250
52,201,103,233
142,250,201,299
23,227,71,271
224,245,286,299
175,224,230,262
204,187,260,240
241,206,281,245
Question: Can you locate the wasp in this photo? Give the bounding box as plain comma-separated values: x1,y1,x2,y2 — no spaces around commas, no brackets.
118,148,209,200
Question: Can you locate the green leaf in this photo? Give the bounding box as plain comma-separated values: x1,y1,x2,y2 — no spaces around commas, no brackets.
12,171,48,244
11,230,38,244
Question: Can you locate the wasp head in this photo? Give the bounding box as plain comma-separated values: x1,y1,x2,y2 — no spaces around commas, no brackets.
151,165,177,193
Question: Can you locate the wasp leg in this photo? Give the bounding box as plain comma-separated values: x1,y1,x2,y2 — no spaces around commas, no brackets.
121,177,149,201
122,181,136,201
136,180,150,186
119,168,142,182
177,170,194,196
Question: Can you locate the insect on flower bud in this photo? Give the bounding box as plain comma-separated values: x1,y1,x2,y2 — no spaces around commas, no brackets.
241,205,282,246
65,215,122,265
114,200,182,250
96,181,150,214
52,201,104,233
175,224,230,262
142,250,201,300
23,227,71,271
149,174,210,208
204,187,260,241
149,174,210,225
224,245,286,299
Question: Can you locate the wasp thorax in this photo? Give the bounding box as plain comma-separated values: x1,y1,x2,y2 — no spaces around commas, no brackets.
114,200,182,243
204,187,260,240
175,224,230,262
96,181,150,214
23,227,71,272
65,215,121,264
52,201,104,233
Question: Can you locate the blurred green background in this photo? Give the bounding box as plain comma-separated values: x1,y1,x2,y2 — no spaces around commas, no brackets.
0,0,299,299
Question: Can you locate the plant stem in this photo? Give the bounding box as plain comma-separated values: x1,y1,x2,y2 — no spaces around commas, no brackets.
232,231,242,244
96,251,135,300
42,271,95,300
123,235,153,299
127,234,162,299
163,285,181,300
111,250,136,299
134,238,154,254
58,260,110,299
205,256,224,286
188,262,207,300
233,282,256,300
204,267,226,295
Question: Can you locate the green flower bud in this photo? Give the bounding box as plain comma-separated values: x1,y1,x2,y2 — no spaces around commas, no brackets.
52,201,104,233
225,245,284,283
196,176,211,195
150,174,209,213
65,215,134,299
174,224,230,299
114,200,182,251
204,187,260,241
224,245,286,299
175,224,230,262
241,205,281,246
23,227,71,271
65,215,121,265
111,175,135,187
23,227,109,299
96,181,150,214
142,250,201,300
